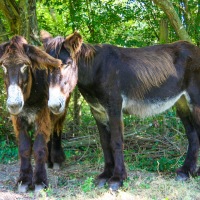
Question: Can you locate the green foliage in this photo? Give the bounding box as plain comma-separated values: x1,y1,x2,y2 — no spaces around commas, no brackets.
0,140,18,163
81,176,95,192
0,75,16,164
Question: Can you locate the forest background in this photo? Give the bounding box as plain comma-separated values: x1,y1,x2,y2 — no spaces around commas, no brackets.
0,0,200,199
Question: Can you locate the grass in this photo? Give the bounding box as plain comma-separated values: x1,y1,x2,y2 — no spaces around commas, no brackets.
2,161,200,200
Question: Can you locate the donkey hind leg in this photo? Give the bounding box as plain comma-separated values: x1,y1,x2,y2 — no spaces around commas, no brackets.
193,106,200,175
175,97,199,181
47,139,53,168
49,131,65,170
33,133,48,192
18,131,33,193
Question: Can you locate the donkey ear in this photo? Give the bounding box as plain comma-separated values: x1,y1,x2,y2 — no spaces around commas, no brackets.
0,43,8,63
40,30,53,48
23,44,62,69
64,32,83,57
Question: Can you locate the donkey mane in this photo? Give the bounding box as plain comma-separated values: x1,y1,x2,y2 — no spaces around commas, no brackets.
80,43,96,59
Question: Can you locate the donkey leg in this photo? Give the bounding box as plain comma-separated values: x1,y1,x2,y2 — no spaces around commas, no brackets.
192,106,200,176
33,107,51,192
33,133,48,191
175,97,199,181
18,130,33,192
49,131,65,170
47,139,53,168
94,120,114,188
107,110,127,190
11,116,33,193
49,112,67,170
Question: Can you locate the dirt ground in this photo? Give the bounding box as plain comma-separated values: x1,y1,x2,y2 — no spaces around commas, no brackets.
1,161,200,200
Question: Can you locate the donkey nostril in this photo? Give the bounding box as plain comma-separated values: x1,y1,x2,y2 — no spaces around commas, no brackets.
49,103,61,111
55,103,62,110
8,102,22,110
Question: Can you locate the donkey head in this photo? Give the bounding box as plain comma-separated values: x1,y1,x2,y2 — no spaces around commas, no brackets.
40,30,82,114
0,36,61,115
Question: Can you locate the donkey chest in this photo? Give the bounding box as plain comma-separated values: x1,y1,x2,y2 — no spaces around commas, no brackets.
122,92,187,118
20,107,38,125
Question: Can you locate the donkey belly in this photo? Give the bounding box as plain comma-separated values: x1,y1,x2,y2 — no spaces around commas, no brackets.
122,91,187,118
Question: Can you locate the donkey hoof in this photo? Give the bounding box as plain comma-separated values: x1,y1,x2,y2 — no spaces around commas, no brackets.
176,172,189,181
34,184,46,193
18,183,29,193
53,163,60,170
96,178,107,188
108,181,122,191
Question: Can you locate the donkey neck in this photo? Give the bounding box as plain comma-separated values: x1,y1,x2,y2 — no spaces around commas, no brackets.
77,43,100,86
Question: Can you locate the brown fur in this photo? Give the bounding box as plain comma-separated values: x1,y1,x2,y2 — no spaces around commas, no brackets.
0,36,61,69
64,32,83,57
131,49,177,98
36,106,51,142
11,115,20,139
42,31,200,190
65,33,176,98
193,106,200,125
0,35,65,191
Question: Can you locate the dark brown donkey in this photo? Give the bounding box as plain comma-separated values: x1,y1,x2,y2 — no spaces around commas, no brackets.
0,36,68,192
41,30,200,191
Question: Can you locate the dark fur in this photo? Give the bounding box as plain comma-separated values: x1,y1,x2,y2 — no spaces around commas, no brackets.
0,36,67,191
41,31,200,191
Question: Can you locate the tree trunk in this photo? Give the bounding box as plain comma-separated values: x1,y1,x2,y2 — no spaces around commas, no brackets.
159,19,168,44
195,0,200,46
152,0,192,42
73,87,81,132
68,0,82,131
0,18,9,42
0,0,39,44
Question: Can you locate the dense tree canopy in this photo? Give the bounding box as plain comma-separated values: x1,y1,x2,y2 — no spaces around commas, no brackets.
0,0,199,46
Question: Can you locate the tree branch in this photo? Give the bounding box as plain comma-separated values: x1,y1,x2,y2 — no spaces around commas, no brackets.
0,0,19,20
152,0,192,42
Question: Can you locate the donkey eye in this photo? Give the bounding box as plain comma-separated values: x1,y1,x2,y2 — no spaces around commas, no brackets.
63,61,72,69
1,64,7,74
20,64,28,74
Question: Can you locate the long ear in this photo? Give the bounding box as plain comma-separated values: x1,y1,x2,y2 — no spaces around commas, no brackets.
23,44,62,69
0,42,8,64
40,30,53,49
64,32,83,57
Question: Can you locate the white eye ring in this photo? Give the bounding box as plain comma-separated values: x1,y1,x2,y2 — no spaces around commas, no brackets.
62,64,69,69
20,64,28,73
62,62,72,69
1,64,7,74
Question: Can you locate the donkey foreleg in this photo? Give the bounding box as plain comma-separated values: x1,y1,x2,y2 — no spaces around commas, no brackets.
33,108,51,192
11,116,33,193
94,120,114,188
33,133,48,191
108,114,127,191
17,130,33,192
